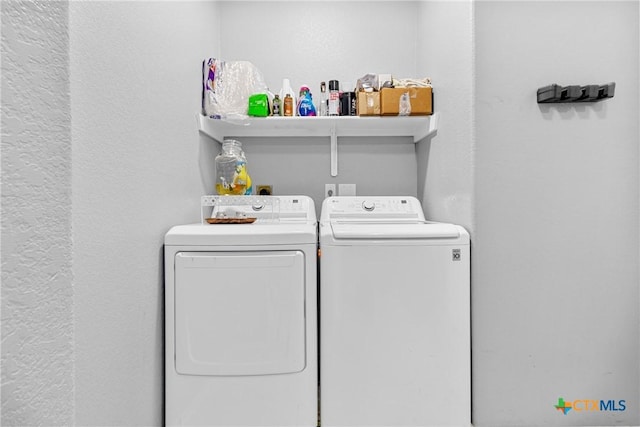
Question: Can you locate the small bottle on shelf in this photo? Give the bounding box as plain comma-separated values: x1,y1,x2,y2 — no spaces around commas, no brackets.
319,81,328,116
272,94,281,116
328,80,340,116
279,78,296,116
283,93,294,116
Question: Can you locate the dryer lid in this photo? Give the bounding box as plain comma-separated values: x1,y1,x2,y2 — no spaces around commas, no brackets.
165,223,317,246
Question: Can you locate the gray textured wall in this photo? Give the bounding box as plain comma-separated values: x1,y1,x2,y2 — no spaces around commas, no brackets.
1,1,74,425
416,0,474,231
2,2,638,426
70,2,218,424
473,1,639,425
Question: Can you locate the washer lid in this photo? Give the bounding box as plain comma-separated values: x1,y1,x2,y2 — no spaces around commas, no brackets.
330,221,460,240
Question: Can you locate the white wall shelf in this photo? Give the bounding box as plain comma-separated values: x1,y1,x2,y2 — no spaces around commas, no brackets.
197,113,439,176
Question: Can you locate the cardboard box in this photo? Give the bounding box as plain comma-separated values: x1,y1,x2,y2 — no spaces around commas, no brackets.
380,87,433,116
357,91,381,116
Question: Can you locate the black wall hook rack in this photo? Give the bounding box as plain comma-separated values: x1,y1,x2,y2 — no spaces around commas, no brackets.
537,82,615,104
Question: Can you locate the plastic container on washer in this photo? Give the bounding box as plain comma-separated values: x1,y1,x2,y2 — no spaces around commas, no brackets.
215,139,252,195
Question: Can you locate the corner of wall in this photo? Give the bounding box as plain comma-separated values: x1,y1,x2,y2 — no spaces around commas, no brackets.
415,0,474,232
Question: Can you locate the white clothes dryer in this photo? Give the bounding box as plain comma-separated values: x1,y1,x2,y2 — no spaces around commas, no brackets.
165,195,317,427
319,196,470,427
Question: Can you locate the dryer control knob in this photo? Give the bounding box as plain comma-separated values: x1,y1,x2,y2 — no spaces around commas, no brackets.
362,201,376,211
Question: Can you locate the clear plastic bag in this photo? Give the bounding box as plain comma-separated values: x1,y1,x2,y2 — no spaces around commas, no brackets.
399,92,411,116
203,58,269,119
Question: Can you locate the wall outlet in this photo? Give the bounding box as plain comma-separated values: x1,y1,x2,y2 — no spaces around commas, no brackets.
325,184,336,198
339,183,356,196
256,185,273,195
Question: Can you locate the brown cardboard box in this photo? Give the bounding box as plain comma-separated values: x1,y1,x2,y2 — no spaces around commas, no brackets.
380,87,433,116
356,91,381,116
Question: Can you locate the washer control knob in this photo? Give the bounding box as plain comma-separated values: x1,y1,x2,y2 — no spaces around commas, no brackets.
252,203,264,211
362,200,376,212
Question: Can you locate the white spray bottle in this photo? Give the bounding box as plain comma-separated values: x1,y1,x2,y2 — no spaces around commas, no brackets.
279,78,297,116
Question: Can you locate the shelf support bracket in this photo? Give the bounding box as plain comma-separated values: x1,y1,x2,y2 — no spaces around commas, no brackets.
330,125,338,177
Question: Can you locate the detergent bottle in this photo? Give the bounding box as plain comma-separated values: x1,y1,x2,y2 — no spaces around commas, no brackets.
297,85,317,116
215,139,253,195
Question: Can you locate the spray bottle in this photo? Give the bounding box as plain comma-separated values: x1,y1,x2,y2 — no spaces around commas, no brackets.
279,78,296,116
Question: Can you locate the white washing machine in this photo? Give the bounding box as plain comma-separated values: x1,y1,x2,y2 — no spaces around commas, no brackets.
164,195,317,427
319,196,471,427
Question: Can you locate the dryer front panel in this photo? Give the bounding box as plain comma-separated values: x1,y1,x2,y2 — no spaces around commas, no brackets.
174,251,306,376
